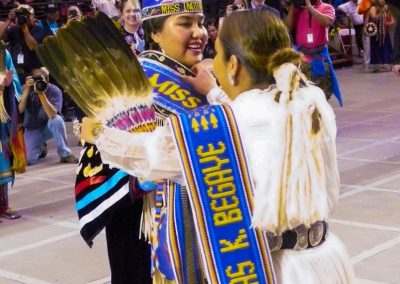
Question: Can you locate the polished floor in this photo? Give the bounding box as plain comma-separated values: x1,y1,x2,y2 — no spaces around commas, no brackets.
0,66,399,284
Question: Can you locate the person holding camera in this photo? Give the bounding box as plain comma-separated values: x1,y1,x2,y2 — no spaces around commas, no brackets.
18,68,78,166
0,5,44,83
285,0,343,106
66,5,83,22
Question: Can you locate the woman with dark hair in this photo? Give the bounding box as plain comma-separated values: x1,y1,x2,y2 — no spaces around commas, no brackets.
80,9,356,284
203,18,218,59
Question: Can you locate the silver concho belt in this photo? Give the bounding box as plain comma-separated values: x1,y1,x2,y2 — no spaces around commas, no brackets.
267,221,328,252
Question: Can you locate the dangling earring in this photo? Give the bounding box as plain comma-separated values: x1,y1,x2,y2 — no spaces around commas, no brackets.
228,74,235,86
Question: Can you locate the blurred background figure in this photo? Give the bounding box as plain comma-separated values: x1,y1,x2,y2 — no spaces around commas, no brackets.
225,0,248,17
92,0,120,20
67,5,83,22
0,4,44,83
0,44,25,220
338,0,364,57
368,0,394,72
285,0,342,105
249,0,280,17
118,0,144,55
39,3,61,39
203,18,218,59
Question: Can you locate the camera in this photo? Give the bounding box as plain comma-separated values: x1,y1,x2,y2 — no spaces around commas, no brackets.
32,75,48,92
15,11,27,25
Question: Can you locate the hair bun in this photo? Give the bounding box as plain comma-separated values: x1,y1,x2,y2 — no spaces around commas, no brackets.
267,48,302,75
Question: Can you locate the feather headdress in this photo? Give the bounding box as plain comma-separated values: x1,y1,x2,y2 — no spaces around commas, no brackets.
37,12,155,133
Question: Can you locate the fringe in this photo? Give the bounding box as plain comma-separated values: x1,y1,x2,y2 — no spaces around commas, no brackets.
10,126,26,174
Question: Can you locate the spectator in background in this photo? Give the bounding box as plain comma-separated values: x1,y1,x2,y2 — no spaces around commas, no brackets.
202,0,228,20
358,0,375,69
0,5,44,83
368,0,394,72
387,0,400,75
286,0,343,106
67,5,83,22
38,3,61,38
219,0,247,27
203,18,218,59
18,68,78,165
225,0,248,17
118,0,144,55
338,0,365,57
0,45,25,220
92,0,120,20
249,0,280,17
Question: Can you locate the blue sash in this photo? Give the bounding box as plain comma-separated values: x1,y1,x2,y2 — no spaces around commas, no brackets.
139,51,208,117
75,51,208,246
169,105,276,284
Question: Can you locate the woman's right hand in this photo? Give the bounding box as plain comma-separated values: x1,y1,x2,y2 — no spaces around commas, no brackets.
181,61,217,96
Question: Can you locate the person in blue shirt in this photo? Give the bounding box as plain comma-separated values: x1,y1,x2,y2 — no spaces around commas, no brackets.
18,68,78,165
38,4,61,39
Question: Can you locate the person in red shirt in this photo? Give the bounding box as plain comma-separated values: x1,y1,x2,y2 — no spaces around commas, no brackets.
285,0,343,106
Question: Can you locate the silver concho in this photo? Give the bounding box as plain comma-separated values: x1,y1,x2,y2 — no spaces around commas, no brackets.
293,225,309,251
309,221,325,247
266,232,283,252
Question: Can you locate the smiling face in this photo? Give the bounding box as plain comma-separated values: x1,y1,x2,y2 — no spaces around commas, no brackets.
121,1,141,28
151,13,208,68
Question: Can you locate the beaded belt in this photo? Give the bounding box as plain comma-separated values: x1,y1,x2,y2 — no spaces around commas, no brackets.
267,221,328,251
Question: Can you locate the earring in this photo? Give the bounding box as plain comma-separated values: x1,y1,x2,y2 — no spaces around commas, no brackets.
228,74,235,86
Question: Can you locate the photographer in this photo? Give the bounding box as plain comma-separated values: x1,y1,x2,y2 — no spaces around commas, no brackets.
285,0,343,106
0,5,44,83
19,68,78,166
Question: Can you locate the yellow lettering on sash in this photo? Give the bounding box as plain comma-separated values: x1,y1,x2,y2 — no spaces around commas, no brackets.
205,169,233,186
148,74,173,93
182,96,201,109
200,155,229,175
207,182,235,198
226,261,257,283
219,229,249,253
214,209,242,226
197,142,226,158
170,88,186,101
163,84,180,96
211,196,239,212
